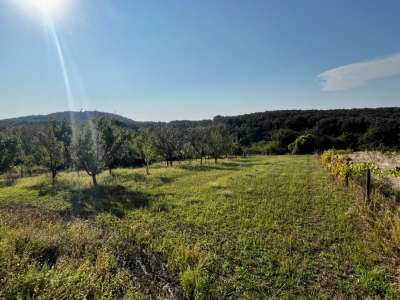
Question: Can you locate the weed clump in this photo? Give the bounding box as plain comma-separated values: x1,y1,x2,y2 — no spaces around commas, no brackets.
217,190,233,198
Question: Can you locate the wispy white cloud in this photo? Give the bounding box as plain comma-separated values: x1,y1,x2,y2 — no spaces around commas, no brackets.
317,53,400,91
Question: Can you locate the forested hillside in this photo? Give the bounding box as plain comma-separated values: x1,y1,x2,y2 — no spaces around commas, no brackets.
0,111,145,130
1,107,399,155
217,108,400,142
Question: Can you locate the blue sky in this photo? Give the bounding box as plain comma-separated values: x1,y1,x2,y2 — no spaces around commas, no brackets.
0,0,399,121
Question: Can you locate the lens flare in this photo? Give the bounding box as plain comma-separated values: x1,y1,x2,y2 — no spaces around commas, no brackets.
11,0,86,140
46,19,77,138
12,0,71,19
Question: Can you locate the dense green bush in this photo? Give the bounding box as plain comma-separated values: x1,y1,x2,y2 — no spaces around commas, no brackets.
0,134,18,174
289,134,317,154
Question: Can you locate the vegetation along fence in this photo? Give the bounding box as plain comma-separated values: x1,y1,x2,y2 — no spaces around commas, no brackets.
321,150,400,202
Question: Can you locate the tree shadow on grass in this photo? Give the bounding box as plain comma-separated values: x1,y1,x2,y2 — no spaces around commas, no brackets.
220,161,262,168
108,172,147,184
178,164,240,172
0,178,17,188
30,181,152,219
105,173,175,187
66,185,153,218
30,180,72,197
155,176,174,184
177,159,265,172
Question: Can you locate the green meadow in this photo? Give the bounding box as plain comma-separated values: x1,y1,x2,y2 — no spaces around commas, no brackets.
0,156,397,299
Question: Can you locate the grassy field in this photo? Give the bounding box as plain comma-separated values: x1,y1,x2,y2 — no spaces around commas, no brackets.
0,155,398,299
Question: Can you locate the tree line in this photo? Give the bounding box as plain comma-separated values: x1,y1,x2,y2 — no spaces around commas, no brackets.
215,107,400,154
1,108,399,183
2,108,398,156
0,119,239,185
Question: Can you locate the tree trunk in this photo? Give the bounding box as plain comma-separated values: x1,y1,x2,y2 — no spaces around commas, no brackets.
145,163,150,175
214,157,218,164
344,161,350,187
366,169,371,202
200,157,203,166
51,170,57,185
92,174,97,186
109,168,113,176
20,167,24,178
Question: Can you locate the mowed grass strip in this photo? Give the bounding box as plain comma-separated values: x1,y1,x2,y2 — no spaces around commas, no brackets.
0,156,397,298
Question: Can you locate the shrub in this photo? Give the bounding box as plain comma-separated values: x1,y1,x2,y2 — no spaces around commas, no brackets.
271,128,298,149
289,134,316,154
248,141,286,155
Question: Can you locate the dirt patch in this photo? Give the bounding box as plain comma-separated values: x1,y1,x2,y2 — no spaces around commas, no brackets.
115,241,183,299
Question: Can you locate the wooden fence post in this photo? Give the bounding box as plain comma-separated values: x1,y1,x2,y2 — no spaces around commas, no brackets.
344,161,349,187
365,168,371,202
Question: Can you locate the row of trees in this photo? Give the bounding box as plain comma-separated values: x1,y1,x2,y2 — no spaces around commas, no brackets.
215,108,400,151
247,122,400,155
4,109,396,185
0,119,239,186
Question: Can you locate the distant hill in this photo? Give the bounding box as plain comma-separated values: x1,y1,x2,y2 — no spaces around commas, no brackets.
2,107,399,130
0,111,211,130
0,107,399,149
0,111,152,130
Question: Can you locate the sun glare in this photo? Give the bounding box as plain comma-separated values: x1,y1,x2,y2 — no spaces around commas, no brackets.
13,0,71,20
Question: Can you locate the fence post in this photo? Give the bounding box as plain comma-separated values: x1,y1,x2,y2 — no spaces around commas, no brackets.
365,168,371,202
344,161,349,187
